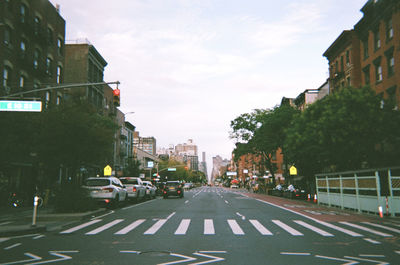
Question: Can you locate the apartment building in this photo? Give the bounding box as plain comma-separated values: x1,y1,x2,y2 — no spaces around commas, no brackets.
0,0,65,105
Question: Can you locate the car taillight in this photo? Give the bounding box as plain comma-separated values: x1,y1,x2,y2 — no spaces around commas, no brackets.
133,187,137,192
102,188,113,192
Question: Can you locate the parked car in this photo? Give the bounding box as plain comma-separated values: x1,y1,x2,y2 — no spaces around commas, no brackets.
271,184,287,197
283,184,308,199
142,180,156,199
163,181,184,198
83,177,128,207
119,177,146,202
183,182,193,190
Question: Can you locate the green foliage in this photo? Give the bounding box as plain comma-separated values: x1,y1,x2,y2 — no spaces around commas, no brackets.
124,159,141,177
53,184,98,213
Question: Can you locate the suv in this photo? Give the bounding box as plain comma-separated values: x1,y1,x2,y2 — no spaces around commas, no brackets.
83,177,127,207
163,181,184,199
120,177,146,202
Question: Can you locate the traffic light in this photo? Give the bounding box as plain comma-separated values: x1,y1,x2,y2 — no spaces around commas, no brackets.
113,88,120,107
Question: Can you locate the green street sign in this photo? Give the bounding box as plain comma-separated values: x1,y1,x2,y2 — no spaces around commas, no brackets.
168,168,176,171
0,100,42,112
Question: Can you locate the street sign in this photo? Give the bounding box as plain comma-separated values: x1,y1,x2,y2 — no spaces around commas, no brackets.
227,171,237,176
104,165,112,176
168,168,176,171
147,161,154,168
290,166,297,175
0,100,42,112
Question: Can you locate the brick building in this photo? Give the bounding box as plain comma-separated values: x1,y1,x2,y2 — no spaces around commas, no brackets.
0,0,65,105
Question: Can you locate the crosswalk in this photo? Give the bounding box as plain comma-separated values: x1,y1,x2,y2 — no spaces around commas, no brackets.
60,217,400,240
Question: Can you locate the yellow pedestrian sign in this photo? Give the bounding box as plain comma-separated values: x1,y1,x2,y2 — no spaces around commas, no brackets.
104,165,112,176
289,166,297,175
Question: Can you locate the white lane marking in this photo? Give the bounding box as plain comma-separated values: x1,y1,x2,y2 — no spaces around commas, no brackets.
60,219,102,234
204,219,215,235
362,222,400,234
122,199,156,210
293,220,334,237
4,243,21,250
192,251,227,264
236,212,245,220
2,252,42,264
29,250,79,265
340,222,393,237
249,220,273,235
272,220,303,236
359,254,385,258
144,219,167,235
344,256,389,265
185,200,189,204
33,235,45,240
91,210,114,220
114,219,145,235
85,219,124,235
315,255,358,265
120,250,141,254
363,238,381,244
0,237,10,243
251,197,363,237
227,220,244,235
224,200,229,204
280,252,311,255
395,250,400,254
175,219,191,235
0,221,12,226
167,212,176,220
158,253,197,265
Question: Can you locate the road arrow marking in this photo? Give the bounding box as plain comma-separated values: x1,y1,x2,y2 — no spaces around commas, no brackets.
157,253,197,265
315,255,359,265
191,251,226,264
28,251,79,265
0,252,41,265
344,256,389,265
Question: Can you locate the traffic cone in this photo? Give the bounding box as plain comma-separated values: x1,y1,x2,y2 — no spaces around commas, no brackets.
313,194,317,203
307,194,310,202
379,206,383,218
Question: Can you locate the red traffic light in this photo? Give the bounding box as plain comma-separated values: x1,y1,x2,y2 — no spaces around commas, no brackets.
113,88,120,96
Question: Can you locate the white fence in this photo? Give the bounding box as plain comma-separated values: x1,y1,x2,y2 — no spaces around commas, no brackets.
315,167,400,217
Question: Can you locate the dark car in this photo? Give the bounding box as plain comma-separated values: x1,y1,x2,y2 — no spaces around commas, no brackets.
283,184,308,199
163,181,184,199
271,184,287,197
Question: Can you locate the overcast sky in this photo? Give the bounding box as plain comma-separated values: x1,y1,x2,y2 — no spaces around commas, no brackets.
50,0,366,177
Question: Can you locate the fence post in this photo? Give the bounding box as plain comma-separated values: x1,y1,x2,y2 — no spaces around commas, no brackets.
326,175,330,206
388,169,394,217
355,173,361,213
375,170,382,216
339,174,344,210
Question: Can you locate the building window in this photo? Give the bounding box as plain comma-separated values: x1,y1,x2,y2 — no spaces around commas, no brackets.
374,29,381,50
47,27,53,44
46,57,52,75
385,47,395,77
346,50,350,65
19,75,25,88
363,65,370,85
4,27,11,45
386,18,393,41
340,56,344,71
34,17,41,35
20,4,27,23
56,95,62,105
57,38,63,55
335,61,339,73
347,77,351,86
3,67,10,89
33,49,40,69
363,39,369,59
20,40,26,54
56,65,62,84
45,91,51,108
375,64,383,83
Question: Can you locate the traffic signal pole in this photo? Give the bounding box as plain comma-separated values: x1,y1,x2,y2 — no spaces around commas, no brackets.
0,81,120,99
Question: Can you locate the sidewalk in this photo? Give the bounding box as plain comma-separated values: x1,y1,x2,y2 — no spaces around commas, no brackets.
0,206,109,237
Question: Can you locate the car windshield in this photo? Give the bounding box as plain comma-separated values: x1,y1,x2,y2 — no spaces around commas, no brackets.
84,179,110,187
166,182,180,186
120,178,139,185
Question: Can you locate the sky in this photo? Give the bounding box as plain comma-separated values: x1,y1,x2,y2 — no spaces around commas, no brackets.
49,0,367,177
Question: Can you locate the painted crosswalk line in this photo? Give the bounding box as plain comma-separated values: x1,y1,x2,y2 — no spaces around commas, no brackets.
249,220,273,235
227,220,244,235
272,220,303,236
204,219,215,235
115,219,146,235
60,219,102,234
362,222,400,234
175,219,191,235
86,219,124,235
144,219,168,235
340,222,393,237
294,220,334,237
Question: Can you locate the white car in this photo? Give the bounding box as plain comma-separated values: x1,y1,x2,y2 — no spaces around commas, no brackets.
83,177,128,207
142,181,156,199
120,177,146,202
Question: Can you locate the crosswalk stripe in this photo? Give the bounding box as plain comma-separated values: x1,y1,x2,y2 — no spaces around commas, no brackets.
115,219,146,235
340,222,393,237
204,219,215,235
60,219,102,234
294,220,334,237
312,220,363,237
362,222,400,234
144,219,167,235
227,220,244,235
175,219,191,235
86,219,124,235
272,220,303,236
249,220,273,235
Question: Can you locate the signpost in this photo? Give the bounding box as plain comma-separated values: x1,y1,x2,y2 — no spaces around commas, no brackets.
289,166,297,175
0,100,42,112
104,165,112,176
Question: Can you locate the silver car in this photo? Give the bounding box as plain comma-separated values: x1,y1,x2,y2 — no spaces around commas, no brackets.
142,180,156,199
83,177,128,207
120,177,146,202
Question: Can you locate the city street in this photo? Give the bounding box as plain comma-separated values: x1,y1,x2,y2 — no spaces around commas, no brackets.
1,187,400,265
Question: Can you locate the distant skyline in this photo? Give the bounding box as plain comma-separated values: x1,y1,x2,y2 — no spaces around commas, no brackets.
50,0,367,176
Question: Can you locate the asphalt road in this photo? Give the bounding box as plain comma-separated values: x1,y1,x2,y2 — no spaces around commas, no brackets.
1,187,400,264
